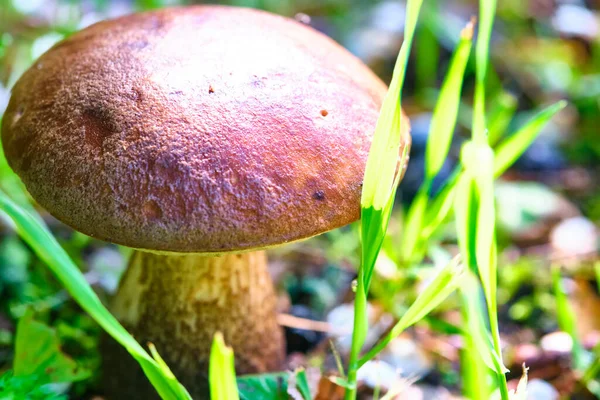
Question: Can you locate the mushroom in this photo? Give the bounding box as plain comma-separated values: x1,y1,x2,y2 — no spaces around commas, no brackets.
1,5,411,399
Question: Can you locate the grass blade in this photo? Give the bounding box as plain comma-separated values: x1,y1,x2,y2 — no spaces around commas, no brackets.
487,91,518,145
461,142,496,302
425,19,475,181
0,191,191,400
472,0,497,143
294,369,312,400
418,100,566,249
402,19,474,263
400,188,428,263
349,1,424,398
551,266,585,370
358,256,464,367
209,332,240,400
494,101,567,176
459,273,497,400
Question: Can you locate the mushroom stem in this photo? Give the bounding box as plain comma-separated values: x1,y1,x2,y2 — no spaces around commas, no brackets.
102,250,284,399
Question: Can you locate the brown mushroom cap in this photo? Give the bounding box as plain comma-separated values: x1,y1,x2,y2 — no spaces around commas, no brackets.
2,5,410,253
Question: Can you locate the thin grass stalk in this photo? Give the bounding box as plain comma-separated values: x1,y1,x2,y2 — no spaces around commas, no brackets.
345,0,424,398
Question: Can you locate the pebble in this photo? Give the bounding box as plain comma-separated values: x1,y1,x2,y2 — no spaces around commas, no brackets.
550,216,598,259
88,246,126,293
540,331,573,354
326,303,393,353
357,360,401,391
512,343,542,365
526,379,559,400
552,4,599,39
379,336,433,378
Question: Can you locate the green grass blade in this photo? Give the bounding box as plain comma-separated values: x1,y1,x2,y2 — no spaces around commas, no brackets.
358,256,464,367
360,0,421,211
349,1,424,398
400,187,428,263
415,1,440,90
148,343,191,399
472,0,497,143
237,372,288,400
209,332,240,400
457,140,508,397
487,91,518,145
425,20,474,181
420,171,461,240
0,191,191,400
294,369,312,400
461,142,496,301
402,19,474,263
459,273,496,400
454,173,478,272
552,266,585,370
494,101,567,176
418,99,565,248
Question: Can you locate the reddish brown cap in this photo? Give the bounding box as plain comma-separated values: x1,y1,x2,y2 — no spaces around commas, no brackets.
2,5,410,253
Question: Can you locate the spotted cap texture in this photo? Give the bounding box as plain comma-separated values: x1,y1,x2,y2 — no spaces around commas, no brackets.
2,5,411,253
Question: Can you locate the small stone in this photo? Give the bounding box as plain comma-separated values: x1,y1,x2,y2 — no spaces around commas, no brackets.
88,246,126,293
327,303,360,352
326,303,393,353
356,360,400,390
552,5,599,39
526,379,559,400
540,331,573,354
550,217,598,259
0,85,9,115
387,384,453,399
379,336,433,378
512,343,542,365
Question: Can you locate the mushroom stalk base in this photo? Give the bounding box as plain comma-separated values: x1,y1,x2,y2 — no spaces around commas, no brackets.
102,250,284,400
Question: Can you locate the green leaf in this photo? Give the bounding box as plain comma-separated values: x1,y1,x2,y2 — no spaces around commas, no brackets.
350,1,424,397
360,2,420,210
294,369,312,400
353,280,369,351
237,373,288,400
149,343,190,398
494,101,567,177
0,370,67,400
454,173,478,272
487,91,518,145
552,266,585,370
14,310,89,385
420,171,460,240
417,100,565,262
459,273,496,400
329,376,355,390
457,142,508,381
400,188,428,263
425,19,474,180
359,256,464,366
209,332,240,400
472,0,497,143
461,142,496,301
0,191,191,400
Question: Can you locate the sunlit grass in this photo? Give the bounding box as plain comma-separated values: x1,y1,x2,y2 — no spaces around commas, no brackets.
0,192,191,400
209,333,240,400
0,0,575,398
346,0,424,398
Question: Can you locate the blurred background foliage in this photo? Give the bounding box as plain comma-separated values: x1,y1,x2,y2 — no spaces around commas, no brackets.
0,0,599,399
